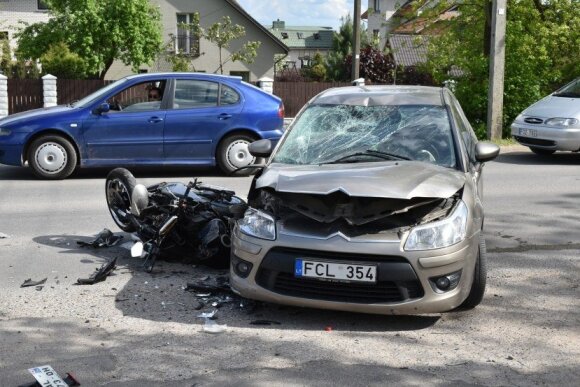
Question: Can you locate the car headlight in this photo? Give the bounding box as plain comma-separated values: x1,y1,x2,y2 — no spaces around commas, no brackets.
238,208,276,240
404,200,468,251
0,128,11,136
545,118,579,127
514,114,524,122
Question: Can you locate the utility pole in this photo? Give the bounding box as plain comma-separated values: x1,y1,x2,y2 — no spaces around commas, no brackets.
486,0,507,140
352,0,361,80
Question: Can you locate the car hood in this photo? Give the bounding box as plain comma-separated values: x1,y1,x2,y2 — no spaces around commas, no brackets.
523,95,580,118
0,105,75,126
256,161,465,199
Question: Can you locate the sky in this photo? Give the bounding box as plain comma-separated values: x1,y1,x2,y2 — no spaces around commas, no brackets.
237,0,356,30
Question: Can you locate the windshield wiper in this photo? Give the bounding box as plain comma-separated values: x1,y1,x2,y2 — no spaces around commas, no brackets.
321,149,410,165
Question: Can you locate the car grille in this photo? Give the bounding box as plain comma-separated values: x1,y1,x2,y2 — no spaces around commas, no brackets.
254,247,424,304
524,117,544,124
513,136,555,147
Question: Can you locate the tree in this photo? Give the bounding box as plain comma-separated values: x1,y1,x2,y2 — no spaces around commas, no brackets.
0,38,11,76
423,0,580,138
345,46,396,83
16,0,162,79
166,15,261,74
40,42,87,79
325,15,369,81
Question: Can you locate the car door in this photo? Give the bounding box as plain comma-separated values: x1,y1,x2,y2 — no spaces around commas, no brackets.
163,78,243,162
82,79,167,165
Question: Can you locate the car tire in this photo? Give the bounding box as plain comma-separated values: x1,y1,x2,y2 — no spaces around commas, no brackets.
530,147,555,155
105,168,138,232
28,135,77,179
459,235,487,310
217,134,257,176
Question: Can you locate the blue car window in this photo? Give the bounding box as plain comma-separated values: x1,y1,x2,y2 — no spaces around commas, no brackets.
174,80,219,109
220,84,240,105
106,80,166,112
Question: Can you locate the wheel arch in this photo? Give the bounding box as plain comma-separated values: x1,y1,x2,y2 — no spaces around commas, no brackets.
23,129,81,165
215,128,260,157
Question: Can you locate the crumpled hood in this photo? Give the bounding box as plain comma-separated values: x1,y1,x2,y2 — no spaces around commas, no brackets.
524,95,580,119
256,161,465,199
0,105,74,127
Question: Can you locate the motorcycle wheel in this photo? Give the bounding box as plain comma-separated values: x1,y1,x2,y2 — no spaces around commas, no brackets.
106,168,138,232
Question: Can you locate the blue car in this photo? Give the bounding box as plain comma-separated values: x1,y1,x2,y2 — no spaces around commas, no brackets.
0,73,285,179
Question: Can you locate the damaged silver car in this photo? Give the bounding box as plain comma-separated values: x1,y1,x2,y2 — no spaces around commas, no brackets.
229,85,500,315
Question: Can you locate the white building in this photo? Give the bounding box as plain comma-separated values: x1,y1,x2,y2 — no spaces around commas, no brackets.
0,0,50,55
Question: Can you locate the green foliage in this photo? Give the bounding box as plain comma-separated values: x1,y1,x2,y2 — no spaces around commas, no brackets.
167,50,194,72
10,59,39,79
40,42,87,78
16,0,163,79
0,39,11,76
424,0,580,138
325,15,369,81
301,52,327,81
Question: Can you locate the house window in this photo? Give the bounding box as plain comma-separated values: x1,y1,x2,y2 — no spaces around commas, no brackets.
176,14,200,56
373,0,381,12
313,33,320,40
38,0,49,10
281,32,288,39
297,32,304,39
230,71,249,82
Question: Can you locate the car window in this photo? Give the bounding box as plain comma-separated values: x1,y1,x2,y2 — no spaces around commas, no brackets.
173,80,219,109
220,84,240,105
273,104,457,168
553,78,580,98
106,80,167,113
449,99,476,162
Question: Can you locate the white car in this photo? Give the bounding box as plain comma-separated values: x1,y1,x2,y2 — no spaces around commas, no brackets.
511,77,580,155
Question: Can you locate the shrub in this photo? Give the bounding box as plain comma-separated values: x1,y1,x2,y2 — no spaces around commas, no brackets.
40,42,87,79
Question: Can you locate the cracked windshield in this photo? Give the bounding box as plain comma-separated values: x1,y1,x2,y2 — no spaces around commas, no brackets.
273,104,457,168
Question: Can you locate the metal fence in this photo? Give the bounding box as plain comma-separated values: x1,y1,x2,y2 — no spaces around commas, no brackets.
7,79,43,114
273,81,351,117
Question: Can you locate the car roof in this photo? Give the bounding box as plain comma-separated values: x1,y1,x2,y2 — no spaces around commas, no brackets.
312,85,445,106
124,72,243,83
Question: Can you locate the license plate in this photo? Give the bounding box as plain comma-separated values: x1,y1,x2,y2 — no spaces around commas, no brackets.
295,259,377,283
519,128,537,137
28,365,67,387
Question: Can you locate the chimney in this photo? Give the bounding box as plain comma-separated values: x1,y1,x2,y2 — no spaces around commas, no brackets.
272,19,285,29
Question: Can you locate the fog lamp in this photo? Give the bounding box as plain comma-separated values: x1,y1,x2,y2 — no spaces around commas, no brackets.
232,256,253,278
431,270,462,293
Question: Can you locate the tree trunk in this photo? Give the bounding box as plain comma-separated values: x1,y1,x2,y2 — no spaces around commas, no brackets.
99,57,115,80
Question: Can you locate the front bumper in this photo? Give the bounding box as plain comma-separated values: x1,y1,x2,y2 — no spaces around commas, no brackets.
230,225,479,315
511,122,580,151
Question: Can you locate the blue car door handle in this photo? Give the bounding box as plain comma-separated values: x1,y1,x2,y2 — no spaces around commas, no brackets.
148,116,164,123
218,113,232,120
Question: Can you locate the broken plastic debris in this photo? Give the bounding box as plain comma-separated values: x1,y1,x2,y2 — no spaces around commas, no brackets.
0,232,9,239
197,310,218,319
21,278,47,288
76,258,117,285
202,319,227,334
76,228,123,248
131,242,145,258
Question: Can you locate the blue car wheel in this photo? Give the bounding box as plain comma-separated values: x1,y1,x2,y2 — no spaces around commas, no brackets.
28,135,77,179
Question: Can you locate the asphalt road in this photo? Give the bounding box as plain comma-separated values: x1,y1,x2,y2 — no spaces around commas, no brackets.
0,147,578,386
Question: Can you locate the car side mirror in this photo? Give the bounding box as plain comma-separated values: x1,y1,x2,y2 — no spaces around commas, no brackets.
475,142,500,162
94,103,110,115
248,139,273,158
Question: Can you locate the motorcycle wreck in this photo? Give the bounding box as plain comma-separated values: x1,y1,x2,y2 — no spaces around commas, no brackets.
105,168,248,272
